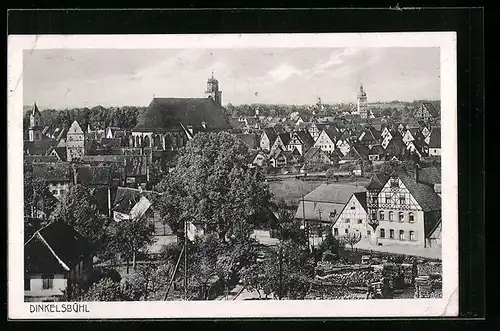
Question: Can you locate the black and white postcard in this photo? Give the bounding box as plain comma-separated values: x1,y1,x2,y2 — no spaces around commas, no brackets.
8,32,458,318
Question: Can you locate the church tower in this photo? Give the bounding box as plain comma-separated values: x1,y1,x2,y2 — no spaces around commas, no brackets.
205,72,222,106
357,84,368,119
66,120,85,162
28,102,43,142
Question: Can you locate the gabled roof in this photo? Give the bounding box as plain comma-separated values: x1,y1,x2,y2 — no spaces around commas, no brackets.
297,122,313,130
133,97,232,132
419,102,440,118
399,171,441,211
294,130,315,147
323,128,342,142
112,187,157,215
68,121,84,134
32,162,72,182
350,144,370,160
366,173,389,190
49,146,67,161
429,127,441,148
25,221,92,274
303,146,323,160
277,132,292,146
353,191,368,213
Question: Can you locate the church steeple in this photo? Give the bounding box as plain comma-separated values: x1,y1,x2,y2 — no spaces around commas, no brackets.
28,101,43,142
205,72,222,106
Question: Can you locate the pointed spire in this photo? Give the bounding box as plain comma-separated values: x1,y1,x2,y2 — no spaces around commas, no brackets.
31,101,40,116
211,70,214,79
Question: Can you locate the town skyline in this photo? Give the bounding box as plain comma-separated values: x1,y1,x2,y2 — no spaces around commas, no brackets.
24,47,440,109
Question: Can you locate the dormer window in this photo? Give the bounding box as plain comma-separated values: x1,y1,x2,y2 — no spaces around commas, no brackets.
201,122,207,129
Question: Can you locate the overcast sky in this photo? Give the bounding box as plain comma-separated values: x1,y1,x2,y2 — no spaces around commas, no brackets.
23,47,440,109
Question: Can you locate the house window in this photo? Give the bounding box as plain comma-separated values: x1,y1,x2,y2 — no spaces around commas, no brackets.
389,229,395,239
345,219,350,223
409,213,415,223
410,231,415,241
371,196,378,204
399,194,406,204
367,230,371,235
345,229,348,234
388,211,394,221
385,194,391,203
357,219,363,224
350,202,356,210
380,228,385,238
334,228,338,236
24,277,30,291
371,212,376,220
42,275,54,290
390,179,399,188
379,211,384,221
399,212,404,222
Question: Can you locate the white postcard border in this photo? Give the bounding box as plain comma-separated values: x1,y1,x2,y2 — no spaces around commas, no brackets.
8,32,458,319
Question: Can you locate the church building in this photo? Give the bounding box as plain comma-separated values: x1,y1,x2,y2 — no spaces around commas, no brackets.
130,74,232,150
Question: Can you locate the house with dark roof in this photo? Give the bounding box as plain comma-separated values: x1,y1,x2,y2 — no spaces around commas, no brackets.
365,169,441,249
47,146,67,162
131,77,232,151
270,132,292,152
314,128,341,154
413,102,440,122
303,146,332,165
32,162,72,201
24,221,93,302
24,140,58,156
294,183,366,243
268,147,290,168
368,144,385,162
111,187,158,222
286,130,315,155
24,155,59,164
428,127,441,156
332,192,370,238
260,128,278,152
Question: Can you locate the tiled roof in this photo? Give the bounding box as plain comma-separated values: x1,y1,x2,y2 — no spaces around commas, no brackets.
100,138,122,149
278,132,292,146
415,166,441,185
421,102,440,118
429,127,441,148
49,146,67,161
302,183,366,203
76,166,112,185
303,146,322,160
24,155,59,163
366,173,389,190
369,144,385,155
323,128,342,142
399,171,441,211
32,162,72,183
133,98,232,132
25,220,92,274
112,187,157,214
295,130,315,147
24,140,58,156
353,191,368,213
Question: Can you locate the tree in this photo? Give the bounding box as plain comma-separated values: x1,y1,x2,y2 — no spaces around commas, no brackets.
155,132,273,241
107,217,156,273
79,278,127,302
23,163,58,220
259,240,314,300
318,232,341,257
121,261,173,301
50,184,106,247
340,232,362,250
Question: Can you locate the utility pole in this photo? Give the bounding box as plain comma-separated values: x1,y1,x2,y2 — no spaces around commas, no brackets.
184,218,188,300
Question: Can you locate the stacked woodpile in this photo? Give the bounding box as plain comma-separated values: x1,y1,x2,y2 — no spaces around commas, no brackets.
401,263,417,286
414,262,442,298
